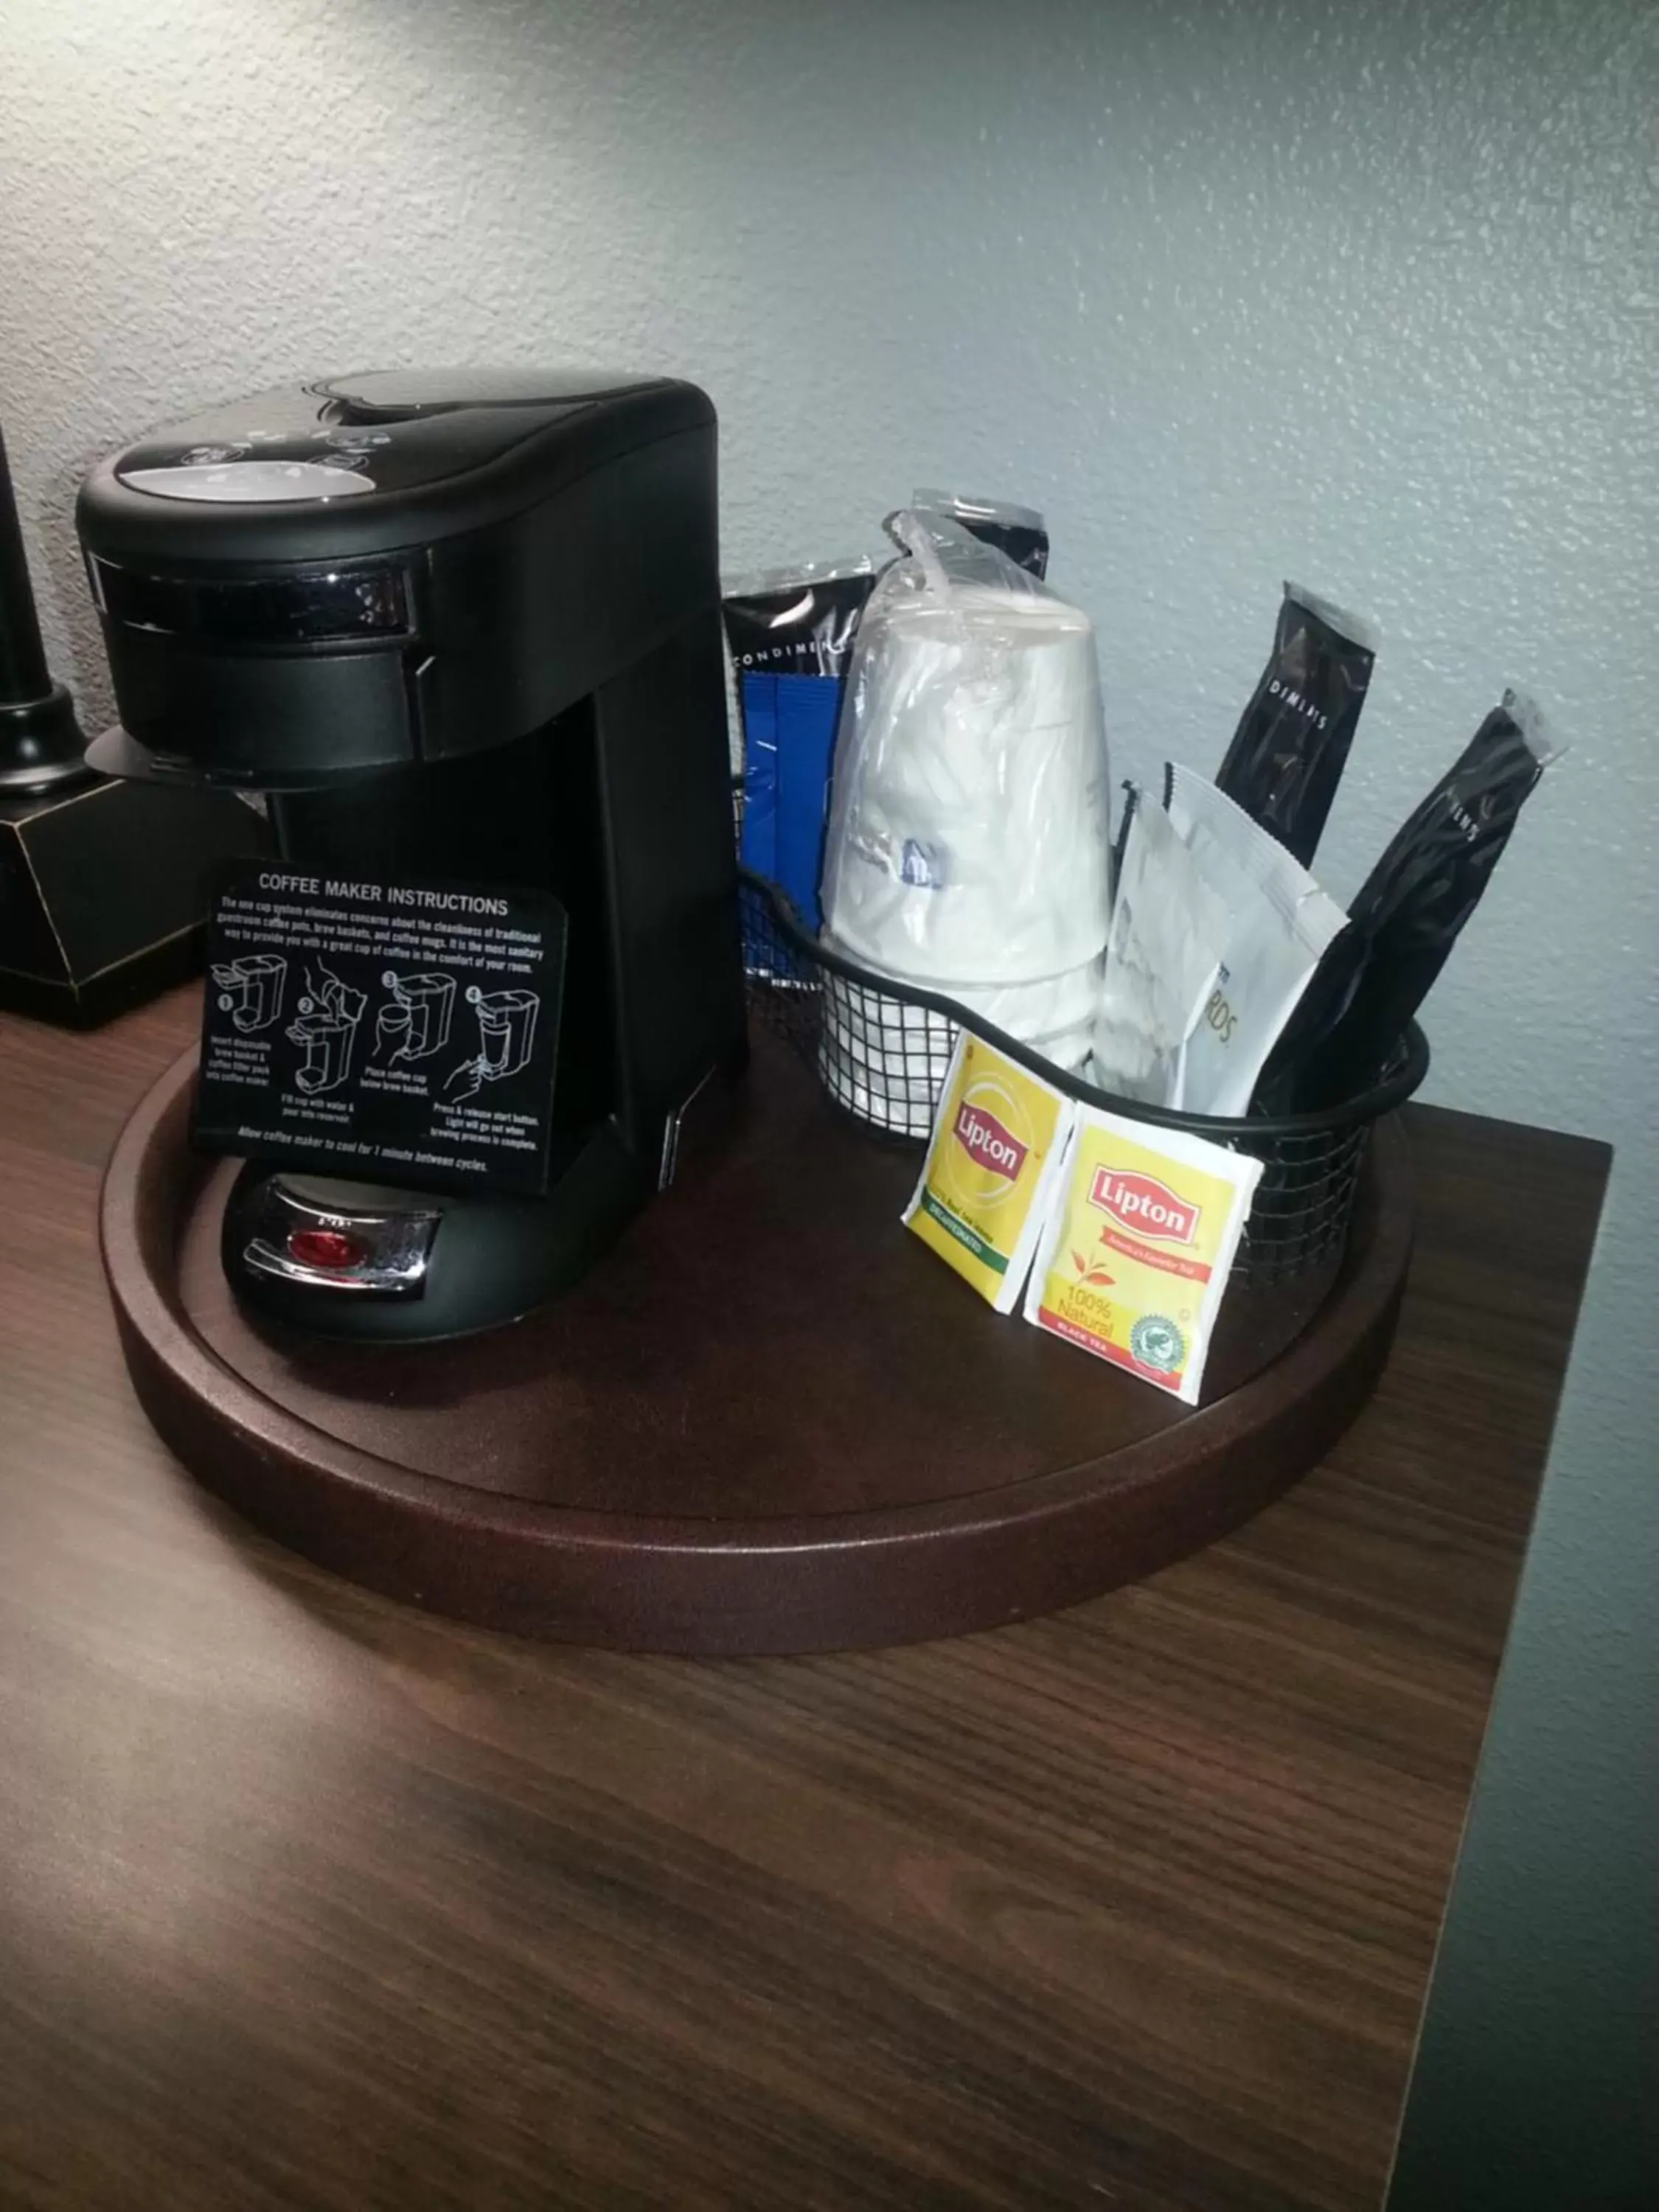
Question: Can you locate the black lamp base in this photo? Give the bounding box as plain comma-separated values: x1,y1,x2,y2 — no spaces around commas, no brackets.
0,682,95,797
0,770,269,1027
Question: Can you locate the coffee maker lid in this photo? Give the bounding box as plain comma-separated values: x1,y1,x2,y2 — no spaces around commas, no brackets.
312,369,660,417
110,370,671,504
118,459,380,505
83,368,711,560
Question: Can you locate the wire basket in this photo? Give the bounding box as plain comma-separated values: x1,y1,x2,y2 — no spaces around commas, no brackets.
738,869,1428,1293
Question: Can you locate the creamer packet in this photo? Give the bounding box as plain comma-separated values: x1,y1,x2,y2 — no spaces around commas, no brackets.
1089,792,1230,1107
903,1030,1077,1312
1023,1107,1261,1403
1162,762,1347,1116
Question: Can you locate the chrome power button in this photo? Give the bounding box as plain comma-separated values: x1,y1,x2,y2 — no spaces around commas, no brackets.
243,1178,440,1298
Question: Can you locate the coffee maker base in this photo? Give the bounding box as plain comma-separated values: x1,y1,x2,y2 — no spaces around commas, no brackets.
219,1121,644,1343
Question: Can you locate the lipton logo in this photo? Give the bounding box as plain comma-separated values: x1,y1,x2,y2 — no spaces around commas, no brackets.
1088,1166,1198,1244
954,1102,1028,1182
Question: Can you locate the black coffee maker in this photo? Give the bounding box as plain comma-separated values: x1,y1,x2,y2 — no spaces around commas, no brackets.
77,369,745,1340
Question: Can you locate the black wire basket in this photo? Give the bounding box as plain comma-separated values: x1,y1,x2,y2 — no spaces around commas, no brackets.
738,869,1429,1293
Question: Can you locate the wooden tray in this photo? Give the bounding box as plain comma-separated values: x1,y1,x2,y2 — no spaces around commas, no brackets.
99,1029,1413,1653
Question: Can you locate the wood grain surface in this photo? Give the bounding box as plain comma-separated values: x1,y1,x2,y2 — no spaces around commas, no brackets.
0,990,1608,2212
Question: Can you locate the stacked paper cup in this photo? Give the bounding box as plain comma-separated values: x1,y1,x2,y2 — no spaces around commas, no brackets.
819,569,1111,1135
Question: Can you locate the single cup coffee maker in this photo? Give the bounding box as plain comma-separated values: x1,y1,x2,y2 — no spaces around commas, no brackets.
78,369,746,1341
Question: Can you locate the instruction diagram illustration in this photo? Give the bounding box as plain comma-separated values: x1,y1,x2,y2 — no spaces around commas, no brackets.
444,986,540,1102
374,968,456,1063
209,953,287,1034
286,962,368,1094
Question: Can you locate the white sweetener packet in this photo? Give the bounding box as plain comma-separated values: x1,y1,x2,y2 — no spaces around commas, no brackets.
1089,793,1230,1107
1162,762,1349,1116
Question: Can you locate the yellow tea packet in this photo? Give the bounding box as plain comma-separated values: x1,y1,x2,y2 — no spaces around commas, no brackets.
1023,1107,1261,1402
903,1032,1076,1312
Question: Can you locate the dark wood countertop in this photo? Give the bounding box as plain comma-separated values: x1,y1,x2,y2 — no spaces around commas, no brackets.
0,990,1608,2212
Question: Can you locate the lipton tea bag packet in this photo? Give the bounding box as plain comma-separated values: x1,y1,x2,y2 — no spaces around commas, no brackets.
903,1031,1077,1312
1023,1107,1262,1404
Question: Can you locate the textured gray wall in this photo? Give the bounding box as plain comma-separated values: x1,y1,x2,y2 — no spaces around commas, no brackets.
1,4,1655,2176
6,0,1655,1114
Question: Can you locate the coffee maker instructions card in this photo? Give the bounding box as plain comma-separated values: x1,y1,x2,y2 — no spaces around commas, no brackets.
195,863,566,1196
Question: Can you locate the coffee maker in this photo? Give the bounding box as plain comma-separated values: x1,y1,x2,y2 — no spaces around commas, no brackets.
77,369,745,1340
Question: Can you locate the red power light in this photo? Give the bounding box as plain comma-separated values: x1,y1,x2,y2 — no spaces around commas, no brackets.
286,1227,365,1271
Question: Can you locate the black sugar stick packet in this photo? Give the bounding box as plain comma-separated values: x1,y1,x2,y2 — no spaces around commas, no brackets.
1254,689,1559,1113
1217,582,1379,867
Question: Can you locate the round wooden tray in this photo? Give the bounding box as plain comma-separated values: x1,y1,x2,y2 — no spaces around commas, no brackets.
100,1029,1414,1653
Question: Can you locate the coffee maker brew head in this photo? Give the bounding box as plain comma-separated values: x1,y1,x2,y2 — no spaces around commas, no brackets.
77,368,718,789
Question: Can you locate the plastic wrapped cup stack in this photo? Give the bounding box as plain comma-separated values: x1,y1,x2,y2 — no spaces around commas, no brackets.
818,540,1112,1133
